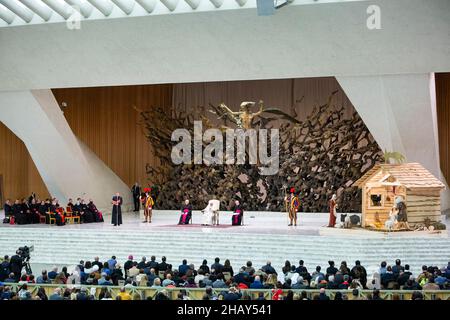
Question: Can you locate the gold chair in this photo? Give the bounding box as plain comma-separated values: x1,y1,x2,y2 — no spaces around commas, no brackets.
48,211,56,225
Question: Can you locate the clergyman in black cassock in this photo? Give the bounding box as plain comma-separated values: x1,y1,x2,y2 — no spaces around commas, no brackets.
111,193,123,226
131,183,141,212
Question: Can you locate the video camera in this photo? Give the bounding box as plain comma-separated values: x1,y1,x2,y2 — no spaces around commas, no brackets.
17,245,33,262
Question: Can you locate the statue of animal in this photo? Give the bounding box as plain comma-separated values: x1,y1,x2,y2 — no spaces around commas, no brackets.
383,150,406,164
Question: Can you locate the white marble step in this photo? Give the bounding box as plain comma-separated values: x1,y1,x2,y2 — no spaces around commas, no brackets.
1,231,449,276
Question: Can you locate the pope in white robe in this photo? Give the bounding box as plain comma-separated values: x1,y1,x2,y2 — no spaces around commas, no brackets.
202,202,214,226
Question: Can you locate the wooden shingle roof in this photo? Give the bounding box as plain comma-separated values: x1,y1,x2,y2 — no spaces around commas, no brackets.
353,163,446,189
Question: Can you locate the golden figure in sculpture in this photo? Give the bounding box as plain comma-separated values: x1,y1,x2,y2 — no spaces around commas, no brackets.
210,100,300,130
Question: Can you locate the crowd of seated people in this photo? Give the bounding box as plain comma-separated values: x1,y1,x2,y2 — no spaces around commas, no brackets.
0,252,449,300
3,194,103,226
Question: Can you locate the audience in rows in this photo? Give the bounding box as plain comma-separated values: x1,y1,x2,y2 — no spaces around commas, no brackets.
0,253,449,300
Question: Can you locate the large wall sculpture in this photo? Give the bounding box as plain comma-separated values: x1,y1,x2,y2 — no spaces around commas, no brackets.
137,91,383,212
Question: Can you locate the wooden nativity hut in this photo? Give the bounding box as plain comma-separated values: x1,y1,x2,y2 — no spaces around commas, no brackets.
354,163,445,229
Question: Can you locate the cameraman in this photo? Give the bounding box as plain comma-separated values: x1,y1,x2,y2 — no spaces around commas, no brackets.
10,250,23,281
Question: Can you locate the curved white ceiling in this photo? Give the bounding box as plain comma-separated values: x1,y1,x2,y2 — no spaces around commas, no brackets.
0,0,448,91
0,0,368,27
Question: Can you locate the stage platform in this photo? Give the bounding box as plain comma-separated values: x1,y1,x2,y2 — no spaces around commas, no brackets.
0,210,449,276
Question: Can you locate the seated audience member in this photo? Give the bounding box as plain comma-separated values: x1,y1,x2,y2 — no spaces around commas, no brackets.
262,261,277,275
339,261,350,276
162,274,175,287
137,257,147,270
392,259,405,277
178,199,192,225
212,274,227,288
198,260,210,275
178,260,190,276
37,200,47,220
244,261,255,275
87,199,104,222
319,288,330,300
53,200,66,226
48,267,58,280
250,275,264,289
422,276,440,291
403,277,422,290
379,261,387,275
0,256,10,282
351,260,368,288
107,256,118,270
73,198,86,222
222,259,234,277
111,264,124,285
67,198,74,211
13,199,26,225
29,199,40,223
434,270,448,288
397,265,412,286
211,258,223,274
21,198,33,224
147,256,158,271
224,286,242,300
326,261,338,279
312,266,325,283
4,273,16,283
48,288,63,300
80,199,95,223
4,199,13,218
98,273,113,286
36,270,51,284
381,266,397,288
158,256,169,273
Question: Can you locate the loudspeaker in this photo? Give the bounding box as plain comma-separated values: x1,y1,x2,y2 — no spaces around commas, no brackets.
256,0,275,16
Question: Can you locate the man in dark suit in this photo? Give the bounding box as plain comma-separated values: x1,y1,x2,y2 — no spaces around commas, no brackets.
397,264,412,286
124,255,134,278
131,182,141,212
158,256,168,273
178,259,189,276
147,256,159,272
211,257,223,274
9,251,23,281
261,261,277,275
0,255,10,281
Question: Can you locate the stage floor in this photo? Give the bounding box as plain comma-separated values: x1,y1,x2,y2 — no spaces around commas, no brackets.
1,210,448,238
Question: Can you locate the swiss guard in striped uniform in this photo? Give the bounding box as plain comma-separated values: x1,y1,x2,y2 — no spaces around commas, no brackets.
141,188,154,223
285,188,300,226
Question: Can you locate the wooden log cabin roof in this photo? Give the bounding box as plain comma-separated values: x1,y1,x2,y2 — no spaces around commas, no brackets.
353,163,446,190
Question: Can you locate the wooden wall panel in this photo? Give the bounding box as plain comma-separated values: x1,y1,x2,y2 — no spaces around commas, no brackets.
52,84,173,188
0,122,49,201
436,73,450,184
